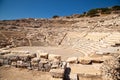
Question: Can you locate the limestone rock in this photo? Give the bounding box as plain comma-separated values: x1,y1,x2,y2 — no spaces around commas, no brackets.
78,57,92,65
66,57,78,64
50,68,65,78
31,57,40,63
37,52,48,59
69,73,78,80
0,50,10,55
48,54,61,61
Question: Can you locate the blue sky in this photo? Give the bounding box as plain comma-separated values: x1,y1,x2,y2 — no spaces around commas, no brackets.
0,0,120,20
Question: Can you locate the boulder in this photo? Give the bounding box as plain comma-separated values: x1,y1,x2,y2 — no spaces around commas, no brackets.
18,54,30,61
66,57,78,64
3,59,11,65
0,50,10,55
27,53,36,59
38,62,44,71
16,60,23,67
44,63,51,72
3,54,18,61
31,58,40,70
38,59,51,72
51,64,59,69
69,73,78,80
16,60,30,68
91,57,104,63
31,62,39,70
9,55,19,61
37,52,48,59
31,57,40,63
50,68,65,78
48,54,61,61
11,61,17,67
78,57,92,65
51,59,61,69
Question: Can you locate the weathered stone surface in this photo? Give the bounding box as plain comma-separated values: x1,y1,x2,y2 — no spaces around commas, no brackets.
48,54,61,61
11,61,17,67
27,53,36,59
66,57,78,64
0,59,4,66
19,55,30,61
101,54,120,80
37,52,48,59
50,69,65,78
3,59,11,65
31,57,40,63
69,73,78,80
43,63,51,72
0,50,10,55
17,61,31,68
79,57,92,65
11,50,29,54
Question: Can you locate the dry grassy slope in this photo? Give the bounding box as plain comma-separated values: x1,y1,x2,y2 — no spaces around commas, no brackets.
0,14,120,48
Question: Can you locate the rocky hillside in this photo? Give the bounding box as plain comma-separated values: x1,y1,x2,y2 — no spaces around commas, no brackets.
0,9,120,48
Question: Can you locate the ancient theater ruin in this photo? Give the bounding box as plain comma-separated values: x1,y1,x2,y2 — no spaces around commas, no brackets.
0,7,120,80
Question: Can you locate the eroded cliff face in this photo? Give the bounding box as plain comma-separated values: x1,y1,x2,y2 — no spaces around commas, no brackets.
0,14,120,48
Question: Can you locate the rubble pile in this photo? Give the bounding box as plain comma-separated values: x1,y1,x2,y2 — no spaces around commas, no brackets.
0,49,69,79
101,53,120,80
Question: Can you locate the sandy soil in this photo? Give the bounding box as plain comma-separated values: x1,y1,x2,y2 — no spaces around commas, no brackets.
0,66,53,80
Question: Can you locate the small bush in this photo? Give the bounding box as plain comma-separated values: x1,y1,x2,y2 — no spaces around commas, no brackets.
99,8,111,14
87,9,99,17
112,5,120,11
52,15,60,18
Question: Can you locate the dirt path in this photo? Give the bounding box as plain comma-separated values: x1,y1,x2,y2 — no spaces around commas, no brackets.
0,66,52,80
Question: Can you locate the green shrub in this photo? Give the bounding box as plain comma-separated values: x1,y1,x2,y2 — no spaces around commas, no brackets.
112,5,120,10
87,9,98,16
52,15,60,18
99,8,111,14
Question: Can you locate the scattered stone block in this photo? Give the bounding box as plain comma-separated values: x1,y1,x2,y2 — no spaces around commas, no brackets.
51,64,59,69
16,60,23,68
3,59,11,65
50,68,65,78
44,63,51,72
19,54,30,61
38,62,44,71
11,61,17,67
91,57,104,63
66,57,78,64
31,58,40,70
37,52,48,59
51,59,61,69
16,60,30,68
69,73,78,80
31,62,39,70
3,54,18,63
31,57,40,63
48,54,61,61
79,57,92,65
0,50,10,55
